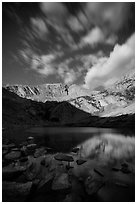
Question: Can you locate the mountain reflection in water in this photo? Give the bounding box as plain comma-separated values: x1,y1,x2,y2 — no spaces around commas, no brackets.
78,133,135,163
26,127,135,164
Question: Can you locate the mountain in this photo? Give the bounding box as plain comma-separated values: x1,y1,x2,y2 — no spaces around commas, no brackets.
4,83,92,102
4,70,135,117
2,86,135,131
2,87,92,127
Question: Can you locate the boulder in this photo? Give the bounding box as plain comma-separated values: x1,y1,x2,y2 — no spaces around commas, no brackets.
27,137,34,141
4,151,21,161
24,162,37,181
20,157,28,163
3,164,27,180
45,147,56,153
3,143,16,149
84,172,105,195
38,172,55,190
52,173,71,191
20,146,28,156
27,144,37,151
34,147,47,158
2,149,8,156
11,148,20,151
19,141,28,147
63,194,73,202
2,181,32,202
26,144,37,155
27,137,34,144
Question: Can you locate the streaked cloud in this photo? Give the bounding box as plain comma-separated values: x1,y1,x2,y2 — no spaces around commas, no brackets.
3,3,135,86
67,16,84,32
31,54,56,76
84,2,131,33
80,27,117,47
30,17,48,39
40,2,68,25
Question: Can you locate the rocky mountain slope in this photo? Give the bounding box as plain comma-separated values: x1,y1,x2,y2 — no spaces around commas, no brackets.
2,88,93,127
4,83,92,102
4,70,135,117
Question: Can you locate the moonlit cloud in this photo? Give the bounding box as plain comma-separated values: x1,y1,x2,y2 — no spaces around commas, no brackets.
84,2,131,33
40,2,68,25
80,27,117,47
84,33,135,89
67,16,84,32
31,54,56,76
30,17,48,39
57,66,79,85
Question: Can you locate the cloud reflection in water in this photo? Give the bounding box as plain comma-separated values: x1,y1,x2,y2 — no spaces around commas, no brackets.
77,133,135,163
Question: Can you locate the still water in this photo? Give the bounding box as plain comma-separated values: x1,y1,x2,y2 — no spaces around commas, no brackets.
3,127,135,163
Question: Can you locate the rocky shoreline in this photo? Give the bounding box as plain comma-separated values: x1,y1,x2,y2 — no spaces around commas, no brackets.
2,136,135,202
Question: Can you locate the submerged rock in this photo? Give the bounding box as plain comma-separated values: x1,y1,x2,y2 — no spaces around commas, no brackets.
112,167,120,171
94,168,104,177
115,182,129,188
71,147,79,153
121,166,131,174
52,173,71,191
54,153,74,162
121,162,128,168
76,159,87,165
120,162,132,173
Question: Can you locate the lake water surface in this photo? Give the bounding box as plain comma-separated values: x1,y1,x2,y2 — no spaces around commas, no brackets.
3,127,135,165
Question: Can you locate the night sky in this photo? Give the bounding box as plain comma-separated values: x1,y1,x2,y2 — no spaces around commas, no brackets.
2,2,135,89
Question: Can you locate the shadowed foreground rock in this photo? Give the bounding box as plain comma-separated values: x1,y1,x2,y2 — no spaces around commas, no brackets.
2,181,32,202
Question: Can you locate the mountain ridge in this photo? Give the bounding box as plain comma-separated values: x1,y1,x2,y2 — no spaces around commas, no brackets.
3,70,135,117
